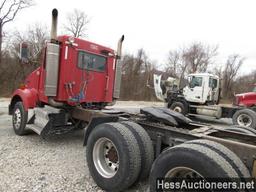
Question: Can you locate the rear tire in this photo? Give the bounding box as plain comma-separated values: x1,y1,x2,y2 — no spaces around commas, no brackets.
232,109,256,129
170,102,187,115
86,123,141,192
149,143,239,192
120,121,154,180
12,101,28,136
185,139,250,178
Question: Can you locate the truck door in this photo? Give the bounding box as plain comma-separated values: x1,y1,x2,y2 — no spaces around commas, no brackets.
209,77,219,103
153,74,165,101
183,76,205,103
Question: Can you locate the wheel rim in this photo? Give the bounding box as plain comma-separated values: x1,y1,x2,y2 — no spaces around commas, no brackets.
93,138,119,178
173,106,182,113
237,114,252,127
165,166,203,178
13,108,22,130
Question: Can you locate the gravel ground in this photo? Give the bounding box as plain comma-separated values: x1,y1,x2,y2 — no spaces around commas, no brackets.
0,99,155,192
0,98,233,192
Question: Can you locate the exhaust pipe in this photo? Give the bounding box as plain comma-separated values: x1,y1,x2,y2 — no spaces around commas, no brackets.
50,8,58,41
113,35,124,99
47,8,63,107
116,35,124,59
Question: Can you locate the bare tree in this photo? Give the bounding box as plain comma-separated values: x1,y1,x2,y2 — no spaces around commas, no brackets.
10,23,48,62
64,9,89,38
182,42,218,73
212,66,222,78
120,49,155,100
0,23,48,95
234,70,256,94
0,0,33,63
222,54,244,98
166,42,218,87
165,50,181,77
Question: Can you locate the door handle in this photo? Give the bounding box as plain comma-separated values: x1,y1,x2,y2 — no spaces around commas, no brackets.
105,76,109,92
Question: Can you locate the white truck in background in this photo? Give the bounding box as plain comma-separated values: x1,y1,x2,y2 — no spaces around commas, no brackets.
154,73,256,129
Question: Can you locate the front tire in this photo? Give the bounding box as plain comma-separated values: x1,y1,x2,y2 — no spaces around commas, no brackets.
86,123,141,192
232,109,256,129
170,101,187,115
12,101,28,136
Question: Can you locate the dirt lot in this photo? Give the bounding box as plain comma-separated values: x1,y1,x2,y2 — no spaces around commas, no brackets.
0,98,233,192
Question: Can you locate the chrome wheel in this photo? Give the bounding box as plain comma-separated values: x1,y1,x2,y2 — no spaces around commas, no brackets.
165,166,203,178
13,108,22,130
237,114,252,127
93,138,119,178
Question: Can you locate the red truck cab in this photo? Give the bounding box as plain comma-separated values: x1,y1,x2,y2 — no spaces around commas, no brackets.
9,8,124,115
8,8,124,138
9,35,118,112
234,84,256,107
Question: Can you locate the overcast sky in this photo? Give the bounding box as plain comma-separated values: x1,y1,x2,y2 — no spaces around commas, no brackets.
5,0,256,74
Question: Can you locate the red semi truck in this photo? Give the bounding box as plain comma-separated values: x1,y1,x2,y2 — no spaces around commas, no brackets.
8,8,256,192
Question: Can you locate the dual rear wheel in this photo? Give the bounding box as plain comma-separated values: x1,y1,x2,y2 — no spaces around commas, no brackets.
86,121,154,192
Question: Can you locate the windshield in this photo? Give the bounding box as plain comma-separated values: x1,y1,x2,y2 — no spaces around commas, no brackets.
253,86,256,92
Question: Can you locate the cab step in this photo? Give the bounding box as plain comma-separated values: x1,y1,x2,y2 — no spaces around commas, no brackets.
26,105,75,137
26,124,44,135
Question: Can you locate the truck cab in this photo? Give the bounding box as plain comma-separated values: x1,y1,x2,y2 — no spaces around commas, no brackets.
154,73,220,105
9,9,124,114
234,83,256,107
183,73,220,104
8,9,124,137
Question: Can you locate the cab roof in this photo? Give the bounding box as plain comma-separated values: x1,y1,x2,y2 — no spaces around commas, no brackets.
57,35,115,55
188,73,219,79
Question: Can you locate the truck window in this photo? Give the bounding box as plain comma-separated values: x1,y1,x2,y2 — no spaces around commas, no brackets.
190,76,203,87
78,51,106,72
209,78,218,89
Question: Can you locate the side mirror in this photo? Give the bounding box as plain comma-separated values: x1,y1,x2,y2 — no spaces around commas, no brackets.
19,42,29,63
188,76,194,88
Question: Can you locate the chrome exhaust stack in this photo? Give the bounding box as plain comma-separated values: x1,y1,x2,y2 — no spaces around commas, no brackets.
50,8,58,42
116,35,124,59
45,8,62,106
113,35,124,99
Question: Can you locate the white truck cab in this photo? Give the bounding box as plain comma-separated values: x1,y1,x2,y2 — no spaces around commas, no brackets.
154,73,220,104
183,73,220,104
